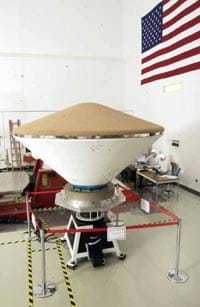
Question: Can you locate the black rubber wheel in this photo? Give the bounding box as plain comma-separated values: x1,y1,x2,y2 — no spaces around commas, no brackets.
60,238,66,243
67,261,77,270
118,253,126,260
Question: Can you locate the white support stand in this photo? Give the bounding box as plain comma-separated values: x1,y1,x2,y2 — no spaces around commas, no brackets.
64,214,125,269
166,219,188,283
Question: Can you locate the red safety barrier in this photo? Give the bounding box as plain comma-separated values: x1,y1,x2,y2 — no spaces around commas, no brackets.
121,188,140,202
150,203,178,221
46,220,178,235
29,186,179,234
44,202,179,235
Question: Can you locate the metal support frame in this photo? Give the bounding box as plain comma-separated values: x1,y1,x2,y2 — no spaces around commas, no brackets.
65,214,124,268
33,229,56,298
167,219,188,283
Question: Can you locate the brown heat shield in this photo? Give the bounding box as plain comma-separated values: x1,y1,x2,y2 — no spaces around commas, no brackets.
14,102,164,137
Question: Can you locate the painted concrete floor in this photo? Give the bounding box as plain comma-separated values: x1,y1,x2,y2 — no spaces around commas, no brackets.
0,174,200,307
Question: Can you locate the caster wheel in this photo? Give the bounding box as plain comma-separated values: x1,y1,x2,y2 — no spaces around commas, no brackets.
118,253,126,260
60,236,66,243
67,261,77,270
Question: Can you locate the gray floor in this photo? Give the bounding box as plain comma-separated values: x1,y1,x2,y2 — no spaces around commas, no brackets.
0,172,200,307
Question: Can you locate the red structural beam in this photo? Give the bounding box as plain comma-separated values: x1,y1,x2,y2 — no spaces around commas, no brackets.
28,189,60,196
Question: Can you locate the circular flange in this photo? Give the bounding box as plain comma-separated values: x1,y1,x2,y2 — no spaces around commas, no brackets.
166,269,188,283
55,183,125,212
33,282,56,298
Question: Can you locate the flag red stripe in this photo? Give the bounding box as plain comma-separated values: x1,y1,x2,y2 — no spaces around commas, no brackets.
142,46,200,74
162,16,200,42
163,0,171,5
141,62,200,84
163,1,200,30
163,0,185,18
142,31,200,64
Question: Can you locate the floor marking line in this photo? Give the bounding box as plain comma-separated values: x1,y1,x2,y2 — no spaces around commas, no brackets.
36,215,76,307
27,240,34,307
37,215,49,230
0,239,26,245
31,247,57,253
56,239,77,307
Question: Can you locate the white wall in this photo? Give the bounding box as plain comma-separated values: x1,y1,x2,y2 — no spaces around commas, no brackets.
124,0,200,191
1,0,199,193
0,0,125,164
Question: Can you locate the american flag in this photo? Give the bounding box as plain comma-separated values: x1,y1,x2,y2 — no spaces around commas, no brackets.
141,0,200,85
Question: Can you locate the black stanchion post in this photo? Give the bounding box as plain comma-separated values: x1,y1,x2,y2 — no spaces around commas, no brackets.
166,219,188,283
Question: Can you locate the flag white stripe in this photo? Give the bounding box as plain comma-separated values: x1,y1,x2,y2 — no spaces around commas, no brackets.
163,8,200,36
142,38,200,70
163,0,197,23
142,53,199,79
163,0,179,11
